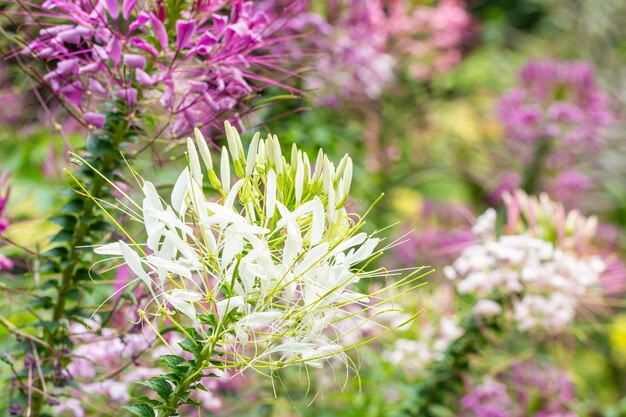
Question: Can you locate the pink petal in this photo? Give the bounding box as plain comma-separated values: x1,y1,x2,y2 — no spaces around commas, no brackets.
149,12,168,50
122,0,137,20
123,53,146,69
84,112,106,128
175,20,196,50
135,69,154,86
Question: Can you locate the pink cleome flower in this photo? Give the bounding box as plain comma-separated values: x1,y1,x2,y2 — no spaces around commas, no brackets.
21,0,292,138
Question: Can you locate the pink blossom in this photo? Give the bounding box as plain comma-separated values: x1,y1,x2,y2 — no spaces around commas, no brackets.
498,60,614,147
21,0,294,138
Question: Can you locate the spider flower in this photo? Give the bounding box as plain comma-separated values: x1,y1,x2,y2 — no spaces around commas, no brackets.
386,0,477,81
498,60,614,147
22,0,288,137
444,190,608,333
95,122,421,372
462,363,576,417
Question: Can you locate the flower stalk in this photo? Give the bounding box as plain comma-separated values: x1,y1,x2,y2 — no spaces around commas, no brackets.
23,104,137,417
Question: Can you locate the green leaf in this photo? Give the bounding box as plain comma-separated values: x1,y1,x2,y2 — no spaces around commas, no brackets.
51,230,74,243
49,215,77,229
158,355,185,372
89,220,114,232
179,337,201,358
42,247,68,258
122,404,155,417
133,396,161,407
60,199,84,214
139,378,173,401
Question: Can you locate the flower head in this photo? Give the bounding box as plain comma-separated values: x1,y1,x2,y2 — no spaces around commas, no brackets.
445,190,609,333
94,122,421,372
386,0,477,81
22,0,290,138
284,0,475,105
462,363,576,417
498,60,614,147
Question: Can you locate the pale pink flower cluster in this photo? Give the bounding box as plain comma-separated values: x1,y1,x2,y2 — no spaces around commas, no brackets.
444,191,607,333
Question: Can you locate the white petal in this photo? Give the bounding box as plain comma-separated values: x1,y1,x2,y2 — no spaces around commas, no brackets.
186,137,203,185
220,146,231,193
171,168,190,214
165,293,197,322
194,128,213,171
216,296,245,318
245,132,259,177
238,311,281,327
265,169,277,221
170,288,203,302
142,181,163,210
94,242,123,255
119,242,152,289
295,158,304,204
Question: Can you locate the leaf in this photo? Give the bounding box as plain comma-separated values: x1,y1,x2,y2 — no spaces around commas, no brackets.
133,397,161,407
42,247,68,258
49,215,77,229
179,337,201,358
122,404,156,417
60,199,84,214
158,355,185,372
89,220,114,232
51,230,74,243
140,378,173,401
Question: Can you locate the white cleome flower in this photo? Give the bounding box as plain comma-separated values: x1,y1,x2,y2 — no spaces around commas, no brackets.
95,122,423,372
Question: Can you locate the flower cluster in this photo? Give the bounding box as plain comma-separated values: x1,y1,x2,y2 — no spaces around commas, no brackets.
22,0,285,137
461,363,576,417
95,122,418,374
291,0,395,105
386,0,477,81
498,60,614,147
284,0,475,105
0,169,12,271
444,190,607,333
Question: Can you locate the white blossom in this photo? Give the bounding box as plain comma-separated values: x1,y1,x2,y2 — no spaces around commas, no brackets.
95,123,422,372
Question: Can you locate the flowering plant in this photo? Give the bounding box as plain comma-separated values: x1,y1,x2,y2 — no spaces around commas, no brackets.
495,60,615,199
445,189,606,333
89,122,424,416
22,0,290,137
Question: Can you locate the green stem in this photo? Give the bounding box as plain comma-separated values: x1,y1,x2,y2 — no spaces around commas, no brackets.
28,110,131,417
159,343,216,417
521,138,552,195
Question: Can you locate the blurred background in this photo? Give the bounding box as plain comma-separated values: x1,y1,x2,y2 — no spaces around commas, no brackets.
1,0,626,416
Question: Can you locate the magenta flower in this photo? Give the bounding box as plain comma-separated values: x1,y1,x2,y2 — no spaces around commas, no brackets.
462,363,577,417
282,0,475,105
21,0,292,137
498,60,614,147
386,0,477,81
461,380,511,417
283,0,394,105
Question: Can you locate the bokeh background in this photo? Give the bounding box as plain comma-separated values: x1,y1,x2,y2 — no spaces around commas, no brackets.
1,0,626,416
